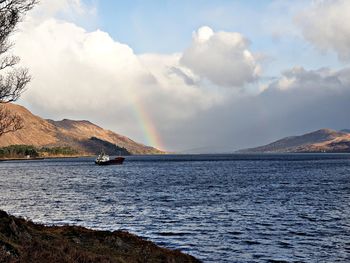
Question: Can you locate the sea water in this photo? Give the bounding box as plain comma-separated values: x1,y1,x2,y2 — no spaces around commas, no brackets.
0,154,350,262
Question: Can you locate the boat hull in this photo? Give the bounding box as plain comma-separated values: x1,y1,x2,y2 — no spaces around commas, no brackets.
95,157,125,165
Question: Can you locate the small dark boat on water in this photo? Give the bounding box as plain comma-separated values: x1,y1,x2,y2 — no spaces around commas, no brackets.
95,152,125,165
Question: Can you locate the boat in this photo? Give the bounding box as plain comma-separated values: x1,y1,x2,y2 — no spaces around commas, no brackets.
95,152,125,165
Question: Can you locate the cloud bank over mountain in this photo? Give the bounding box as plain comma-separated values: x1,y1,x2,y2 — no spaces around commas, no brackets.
12,0,350,152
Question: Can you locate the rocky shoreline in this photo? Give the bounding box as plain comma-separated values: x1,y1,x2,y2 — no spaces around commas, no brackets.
0,210,200,263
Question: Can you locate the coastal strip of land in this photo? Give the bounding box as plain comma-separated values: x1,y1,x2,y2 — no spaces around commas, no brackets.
0,210,200,263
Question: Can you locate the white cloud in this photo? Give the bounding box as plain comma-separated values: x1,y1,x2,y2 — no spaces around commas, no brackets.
295,0,350,61
180,26,260,87
24,0,97,32
36,0,83,14
14,16,226,146
16,19,149,110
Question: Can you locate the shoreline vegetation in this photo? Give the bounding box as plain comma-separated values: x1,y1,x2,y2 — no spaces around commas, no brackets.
0,145,128,161
0,145,167,161
0,145,81,159
0,156,85,161
0,210,200,263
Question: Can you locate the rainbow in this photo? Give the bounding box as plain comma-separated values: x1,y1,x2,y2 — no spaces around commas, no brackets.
131,98,165,151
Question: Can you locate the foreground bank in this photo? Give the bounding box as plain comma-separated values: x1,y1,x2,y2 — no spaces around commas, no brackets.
0,210,200,263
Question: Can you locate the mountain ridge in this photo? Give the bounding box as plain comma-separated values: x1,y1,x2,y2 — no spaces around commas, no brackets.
238,128,350,153
0,103,163,155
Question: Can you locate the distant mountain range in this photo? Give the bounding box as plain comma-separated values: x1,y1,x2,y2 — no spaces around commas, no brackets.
0,104,163,155
238,129,350,153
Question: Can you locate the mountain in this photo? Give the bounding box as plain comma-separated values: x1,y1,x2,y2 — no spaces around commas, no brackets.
238,128,350,153
0,104,163,155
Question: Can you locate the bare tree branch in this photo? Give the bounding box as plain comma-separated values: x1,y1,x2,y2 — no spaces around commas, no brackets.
0,54,19,70
0,68,30,102
0,104,23,136
0,0,37,51
0,0,37,136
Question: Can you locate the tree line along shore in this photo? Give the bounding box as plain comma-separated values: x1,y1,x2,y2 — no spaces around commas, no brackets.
0,145,80,160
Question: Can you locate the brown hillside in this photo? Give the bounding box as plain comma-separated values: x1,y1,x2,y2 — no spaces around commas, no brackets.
0,104,162,155
238,128,350,153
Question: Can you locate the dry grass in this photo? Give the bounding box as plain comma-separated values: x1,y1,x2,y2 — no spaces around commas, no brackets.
0,210,200,263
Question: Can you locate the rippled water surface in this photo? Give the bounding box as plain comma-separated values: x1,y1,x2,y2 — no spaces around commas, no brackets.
1,154,350,262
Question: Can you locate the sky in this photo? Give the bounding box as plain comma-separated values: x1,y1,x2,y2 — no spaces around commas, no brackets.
11,0,350,152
